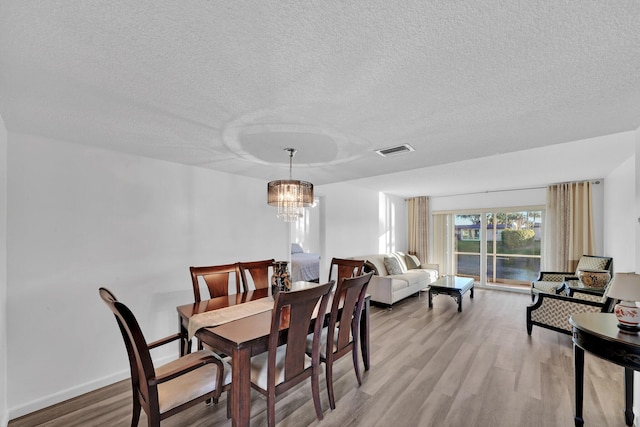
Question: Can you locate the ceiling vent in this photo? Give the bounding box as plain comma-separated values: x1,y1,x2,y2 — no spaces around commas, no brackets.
374,144,415,157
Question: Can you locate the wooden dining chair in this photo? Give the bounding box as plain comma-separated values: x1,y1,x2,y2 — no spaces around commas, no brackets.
328,257,365,284
239,259,275,290
249,281,334,427
189,263,241,353
308,272,373,409
99,287,232,427
190,263,242,302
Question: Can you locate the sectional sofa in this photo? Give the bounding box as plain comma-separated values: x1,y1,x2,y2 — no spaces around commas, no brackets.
353,252,439,306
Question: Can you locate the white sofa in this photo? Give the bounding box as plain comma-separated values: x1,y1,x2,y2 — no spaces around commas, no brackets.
353,252,439,306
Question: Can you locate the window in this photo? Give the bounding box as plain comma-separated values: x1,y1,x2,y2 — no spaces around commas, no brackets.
444,207,543,287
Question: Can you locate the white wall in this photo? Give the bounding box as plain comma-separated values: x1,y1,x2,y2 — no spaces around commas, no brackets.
603,155,636,270
5,132,290,419
317,184,407,278
0,115,8,427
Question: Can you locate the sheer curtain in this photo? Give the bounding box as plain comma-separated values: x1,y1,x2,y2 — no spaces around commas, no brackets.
432,212,453,275
407,196,429,263
543,181,595,271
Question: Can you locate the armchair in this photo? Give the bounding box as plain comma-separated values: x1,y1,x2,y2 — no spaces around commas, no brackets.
530,254,613,300
527,287,615,336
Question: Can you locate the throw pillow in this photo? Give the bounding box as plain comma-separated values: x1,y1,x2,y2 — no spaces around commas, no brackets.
405,254,421,270
384,257,403,275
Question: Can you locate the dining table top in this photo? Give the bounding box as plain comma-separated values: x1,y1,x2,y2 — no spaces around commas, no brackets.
176,280,326,319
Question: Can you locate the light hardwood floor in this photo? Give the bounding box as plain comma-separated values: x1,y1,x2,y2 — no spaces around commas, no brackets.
9,288,630,426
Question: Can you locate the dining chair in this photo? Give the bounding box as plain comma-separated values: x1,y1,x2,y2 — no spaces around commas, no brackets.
189,263,242,353
99,287,232,427
249,281,334,427
190,263,242,302
328,257,365,284
239,259,275,290
308,272,373,409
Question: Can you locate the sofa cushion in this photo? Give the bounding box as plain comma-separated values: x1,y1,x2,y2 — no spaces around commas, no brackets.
405,254,421,270
389,271,428,286
390,278,410,291
384,257,404,275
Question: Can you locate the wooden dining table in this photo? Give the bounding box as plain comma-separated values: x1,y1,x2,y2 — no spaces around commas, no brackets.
176,281,371,427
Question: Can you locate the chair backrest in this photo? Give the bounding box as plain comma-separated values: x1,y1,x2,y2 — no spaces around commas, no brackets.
328,258,364,285
327,272,374,356
190,263,241,302
267,281,334,389
99,288,157,408
575,255,613,275
239,259,275,290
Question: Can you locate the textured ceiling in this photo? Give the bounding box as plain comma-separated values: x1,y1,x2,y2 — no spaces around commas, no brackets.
1,1,639,197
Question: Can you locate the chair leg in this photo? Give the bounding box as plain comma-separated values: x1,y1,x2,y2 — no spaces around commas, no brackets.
325,359,336,410
147,411,160,427
131,395,141,427
351,343,362,386
267,392,276,427
311,366,324,420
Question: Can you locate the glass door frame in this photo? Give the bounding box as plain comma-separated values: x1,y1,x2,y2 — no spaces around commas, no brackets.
449,206,544,288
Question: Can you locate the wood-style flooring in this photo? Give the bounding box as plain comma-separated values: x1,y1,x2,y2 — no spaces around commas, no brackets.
9,288,630,426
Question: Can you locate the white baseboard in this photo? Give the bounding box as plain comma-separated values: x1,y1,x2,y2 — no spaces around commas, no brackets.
8,369,128,421
8,353,176,422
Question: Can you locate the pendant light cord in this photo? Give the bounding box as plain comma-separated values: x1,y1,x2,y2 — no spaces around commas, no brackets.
286,148,297,180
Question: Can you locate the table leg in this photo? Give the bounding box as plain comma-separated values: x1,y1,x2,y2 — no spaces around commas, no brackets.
456,291,462,312
470,285,474,298
625,367,634,426
574,344,584,426
179,317,190,356
231,347,252,427
428,289,433,308
360,298,370,371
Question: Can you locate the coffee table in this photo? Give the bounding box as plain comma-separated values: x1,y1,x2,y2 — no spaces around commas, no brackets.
428,275,474,312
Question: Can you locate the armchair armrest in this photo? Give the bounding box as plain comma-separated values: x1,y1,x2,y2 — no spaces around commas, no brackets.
527,292,611,335
151,352,225,385
147,332,182,350
535,271,575,282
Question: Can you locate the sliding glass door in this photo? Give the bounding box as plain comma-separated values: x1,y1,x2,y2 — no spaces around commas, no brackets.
452,208,542,287
486,210,541,285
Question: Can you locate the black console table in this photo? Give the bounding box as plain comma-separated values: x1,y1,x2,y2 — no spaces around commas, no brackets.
570,313,640,426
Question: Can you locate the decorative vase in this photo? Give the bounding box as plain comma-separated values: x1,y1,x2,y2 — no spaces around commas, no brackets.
271,261,291,292
577,269,611,289
614,300,640,332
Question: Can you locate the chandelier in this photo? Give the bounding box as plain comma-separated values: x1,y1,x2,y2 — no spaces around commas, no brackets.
267,148,314,222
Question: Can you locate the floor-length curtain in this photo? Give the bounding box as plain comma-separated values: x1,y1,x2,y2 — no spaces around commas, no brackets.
432,213,453,275
407,196,429,263
543,181,595,271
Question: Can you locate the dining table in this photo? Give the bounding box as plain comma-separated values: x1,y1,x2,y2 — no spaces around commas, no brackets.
176,281,371,427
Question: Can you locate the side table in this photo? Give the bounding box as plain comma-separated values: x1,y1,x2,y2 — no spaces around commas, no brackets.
570,312,640,426
564,279,606,297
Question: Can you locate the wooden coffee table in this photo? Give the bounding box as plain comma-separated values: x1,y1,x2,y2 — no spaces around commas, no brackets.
428,275,474,312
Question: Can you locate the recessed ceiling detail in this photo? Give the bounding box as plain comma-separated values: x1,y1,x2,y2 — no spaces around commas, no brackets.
375,144,415,157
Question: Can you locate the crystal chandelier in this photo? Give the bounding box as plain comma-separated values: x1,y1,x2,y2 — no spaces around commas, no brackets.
267,148,314,222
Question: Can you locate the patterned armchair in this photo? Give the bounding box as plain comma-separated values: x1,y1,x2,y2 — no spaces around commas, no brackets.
530,254,613,300
526,287,615,335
